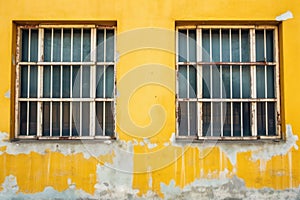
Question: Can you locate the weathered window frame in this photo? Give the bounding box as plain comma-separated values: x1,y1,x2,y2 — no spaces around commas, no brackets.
176,25,281,140
15,24,117,139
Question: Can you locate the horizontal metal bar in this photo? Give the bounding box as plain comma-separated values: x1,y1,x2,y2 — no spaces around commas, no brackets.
18,62,115,66
178,98,277,102
176,135,282,141
39,24,96,28
18,98,114,102
177,62,276,66
196,25,256,29
37,136,115,140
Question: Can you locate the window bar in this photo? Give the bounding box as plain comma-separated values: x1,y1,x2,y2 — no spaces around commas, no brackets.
69,29,73,137
90,28,96,137
113,28,117,136
239,29,244,137
15,27,21,138
209,29,213,137
274,27,280,136
80,28,84,136
37,28,44,137
250,28,257,136
103,29,107,136
27,29,31,136
229,29,233,137
197,28,203,137
49,29,54,137
220,29,223,137
176,28,179,137
263,29,268,136
186,29,190,136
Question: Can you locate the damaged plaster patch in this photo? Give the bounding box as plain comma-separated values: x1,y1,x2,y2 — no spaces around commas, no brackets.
276,11,293,21
4,90,10,98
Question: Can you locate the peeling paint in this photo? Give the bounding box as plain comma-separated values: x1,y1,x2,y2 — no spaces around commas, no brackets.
4,90,10,99
276,11,293,21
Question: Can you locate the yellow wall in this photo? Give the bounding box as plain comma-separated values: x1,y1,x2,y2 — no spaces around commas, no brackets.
0,0,299,198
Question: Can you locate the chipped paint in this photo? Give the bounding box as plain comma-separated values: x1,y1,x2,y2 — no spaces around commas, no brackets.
4,90,10,99
276,11,294,21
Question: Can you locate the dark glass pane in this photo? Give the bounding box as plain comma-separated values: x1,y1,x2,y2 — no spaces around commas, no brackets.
178,101,188,136
105,102,114,136
82,102,90,136
189,65,197,98
212,65,220,98
42,102,50,136
105,65,114,98
29,66,38,98
20,66,28,98
256,65,265,98
44,29,51,62
202,65,210,98
83,29,91,61
73,29,81,62
257,102,266,136
221,29,230,62
29,102,37,136
21,29,29,62
256,30,264,62
52,66,61,98
63,29,71,62
19,102,27,135
212,29,220,62
242,66,251,98
241,29,250,62
268,102,276,136
189,102,197,136
96,66,104,98
243,102,251,136
231,29,239,62
72,66,80,98
202,102,211,136
267,66,275,98
178,29,187,62
82,66,90,98
188,29,196,62
30,29,38,62
222,65,230,98
212,102,221,136
62,66,70,98
43,66,51,98
52,102,60,136
178,66,187,98
106,29,115,62
202,29,210,62
72,102,80,136
62,102,70,136
96,102,103,136
53,29,61,62
266,30,274,62
97,29,105,62
232,66,240,98
223,102,231,136
233,102,241,136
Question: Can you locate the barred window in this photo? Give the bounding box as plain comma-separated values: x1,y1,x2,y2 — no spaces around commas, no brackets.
176,25,280,140
16,24,116,139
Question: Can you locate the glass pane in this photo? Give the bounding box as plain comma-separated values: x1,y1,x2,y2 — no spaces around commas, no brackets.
96,66,104,98
21,29,29,62
29,102,37,136
212,65,220,98
42,102,50,136
189,65,197,98
30,29,38,62
52,102,60,136
52,66,61,98
83,29,91,61
243,102,251,136
268,102,276,136
257,102,266,136
202,102,211,136
231,29,239,62
202,29,210,62
105,102,114,136
256,65,265,98
20,66,28,98
44,29,51,62
53,29,61,62
202,65,210,98
242,66,251,98
222,65,230,98
233,102,241,136
178,29,187,62
232,66,240,98
105,65,114,98
97,29,104,62
178,101,188,136
223,102,231,136
62,66,71,98
221,29,230,62
82,102,90,136
212,102,221,136
63,29,71,62
256,30,264,62
82,66,90,98
267,66,275,98
72,102,80,136
62,102,70,136
73,29,81,62
212,29,220,62
29,66,38,98
72,66,80,98
106,29,115,62
43,66,51,98
96,102,103,136
188,29,196,62
266,30,274,62
178,66,187,98
19,102,27,135
241,29,250,62
189,102,197,136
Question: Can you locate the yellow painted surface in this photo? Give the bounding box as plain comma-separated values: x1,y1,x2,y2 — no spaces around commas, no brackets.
0,0,300,197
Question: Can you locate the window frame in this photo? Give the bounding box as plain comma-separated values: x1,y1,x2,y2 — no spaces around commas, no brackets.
176,24,281,140
15,24,117,140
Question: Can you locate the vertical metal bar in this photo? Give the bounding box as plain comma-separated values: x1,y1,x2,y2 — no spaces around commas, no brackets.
197,28,202,137
274,27,280,136
103,29,107,136
229,29,233,137
15,27,21,138
209,29,213,136
220,29,223,137
60,29,63,137
186,30,190,136
113,27,117,137
263,29,268,136
90,28,96,137
37,28,44,137
176,28,180,137
250,28,257,136
27,29,31,136
239,29,243,137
